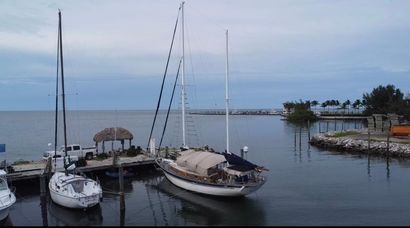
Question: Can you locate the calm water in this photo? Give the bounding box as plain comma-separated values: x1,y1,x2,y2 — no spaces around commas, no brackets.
1,111,410,226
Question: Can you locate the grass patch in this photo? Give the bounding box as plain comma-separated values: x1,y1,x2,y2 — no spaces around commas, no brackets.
330,131,360,137
12,159,31,165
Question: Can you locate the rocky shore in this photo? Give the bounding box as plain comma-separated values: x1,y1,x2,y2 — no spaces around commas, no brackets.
309,129,410,158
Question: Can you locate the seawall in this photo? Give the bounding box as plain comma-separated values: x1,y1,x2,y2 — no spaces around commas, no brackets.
309,130,410,158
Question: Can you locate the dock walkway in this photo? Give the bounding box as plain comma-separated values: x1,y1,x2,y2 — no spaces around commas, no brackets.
7,154,155,183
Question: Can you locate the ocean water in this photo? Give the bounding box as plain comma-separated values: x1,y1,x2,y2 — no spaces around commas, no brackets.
2,110,410,226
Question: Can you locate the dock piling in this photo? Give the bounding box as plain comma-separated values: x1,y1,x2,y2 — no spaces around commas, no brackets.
294,128,297,150
39,173,48,226
118,164,125,210
299,127,302,151
118,164,125,226
367,130,371,152
319,121,321,133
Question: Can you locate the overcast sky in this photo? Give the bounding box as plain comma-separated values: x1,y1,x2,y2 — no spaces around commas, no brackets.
1,0,410,111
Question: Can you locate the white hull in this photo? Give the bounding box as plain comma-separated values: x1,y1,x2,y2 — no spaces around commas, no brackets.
49,188,100,209
0,170,16,221
49,172,102,209
163,171,263,197
0,194,15,221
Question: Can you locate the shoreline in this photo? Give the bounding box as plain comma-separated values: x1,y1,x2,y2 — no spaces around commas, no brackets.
309,129,410,158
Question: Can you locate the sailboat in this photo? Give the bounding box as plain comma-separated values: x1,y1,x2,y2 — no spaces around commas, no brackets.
155,2,267,197
48,10,103,209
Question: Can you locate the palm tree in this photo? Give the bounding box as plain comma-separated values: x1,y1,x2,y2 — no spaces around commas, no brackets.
329,100,336,113
341,101,348,114
345,99,351,114
352,99,361,114
342,99,351,114
311,100,319,111
321,102,327,112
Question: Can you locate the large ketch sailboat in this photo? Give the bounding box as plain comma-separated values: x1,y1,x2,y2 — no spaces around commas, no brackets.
155,2,267,197
48,10,103,209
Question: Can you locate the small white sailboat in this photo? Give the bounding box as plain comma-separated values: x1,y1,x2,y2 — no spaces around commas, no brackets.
155,2,267,197
0,170,16,221
48,10,102,209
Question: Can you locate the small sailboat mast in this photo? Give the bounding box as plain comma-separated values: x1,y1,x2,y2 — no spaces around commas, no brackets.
181,1,186,148
225,30,230,154
58,10,69,175
54,17,60,170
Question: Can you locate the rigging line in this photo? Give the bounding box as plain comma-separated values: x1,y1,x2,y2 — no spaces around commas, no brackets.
159,58,182,149
147,6,181,150
184,16,197,104
54,16,60,170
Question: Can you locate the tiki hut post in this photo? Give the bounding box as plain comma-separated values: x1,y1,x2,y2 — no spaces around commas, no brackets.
102,141,105,153
121,139,124,152
95,142,98,154
129,139,132,148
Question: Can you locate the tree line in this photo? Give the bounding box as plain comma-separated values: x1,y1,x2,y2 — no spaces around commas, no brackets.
283,84,410,121
283,99,364,113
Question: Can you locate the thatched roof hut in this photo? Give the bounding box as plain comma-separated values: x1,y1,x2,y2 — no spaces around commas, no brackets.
93,127,133,143
93,127,134,153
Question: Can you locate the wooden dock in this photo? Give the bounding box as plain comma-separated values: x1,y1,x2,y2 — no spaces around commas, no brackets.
7,154,156,183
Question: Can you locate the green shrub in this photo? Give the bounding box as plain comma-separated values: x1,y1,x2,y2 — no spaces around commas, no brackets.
126,146,142,157
95,153,109,160
12,159,30,165
329,131,360,137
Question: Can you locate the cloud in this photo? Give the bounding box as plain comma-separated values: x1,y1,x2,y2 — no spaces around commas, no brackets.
1,0,410,110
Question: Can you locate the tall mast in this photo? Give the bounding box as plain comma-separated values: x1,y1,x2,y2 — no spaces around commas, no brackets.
54,14,60,169
225,30,230,154
58,10,69,175
181,1,186,147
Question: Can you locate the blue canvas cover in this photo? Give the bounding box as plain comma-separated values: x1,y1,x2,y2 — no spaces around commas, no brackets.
223,152,257,171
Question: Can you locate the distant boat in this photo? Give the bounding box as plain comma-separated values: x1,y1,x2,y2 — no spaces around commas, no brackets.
48,10,102,209
155,2,267,197
0,170,16,221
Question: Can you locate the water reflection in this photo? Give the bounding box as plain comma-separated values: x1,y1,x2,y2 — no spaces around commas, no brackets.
0,216,13,227
100,176,134,194
386,156,391,181
150,177,266,226
47,202,103,226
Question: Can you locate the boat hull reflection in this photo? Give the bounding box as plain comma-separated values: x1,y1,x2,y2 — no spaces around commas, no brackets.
48,201,103,226
151,177,266,226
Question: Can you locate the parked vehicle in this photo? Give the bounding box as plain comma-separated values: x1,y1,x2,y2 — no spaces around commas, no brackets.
43,144,97,160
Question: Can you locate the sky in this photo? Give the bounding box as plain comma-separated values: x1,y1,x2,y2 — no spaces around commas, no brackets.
1,0,410,111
